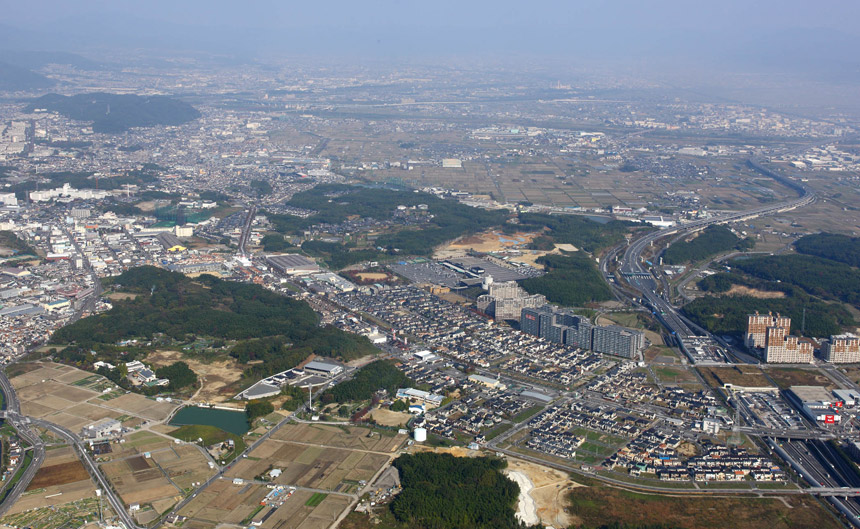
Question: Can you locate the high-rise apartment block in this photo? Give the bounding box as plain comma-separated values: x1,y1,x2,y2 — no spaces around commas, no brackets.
591,325,645,359
823,334,860,364
477,281,546,320
746,312,791,349
521,305,643,359
764,322,813,364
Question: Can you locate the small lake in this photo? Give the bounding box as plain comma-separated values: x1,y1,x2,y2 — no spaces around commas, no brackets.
169,406,249,435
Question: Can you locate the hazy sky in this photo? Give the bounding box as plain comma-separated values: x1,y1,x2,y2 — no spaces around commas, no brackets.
2,0,859,80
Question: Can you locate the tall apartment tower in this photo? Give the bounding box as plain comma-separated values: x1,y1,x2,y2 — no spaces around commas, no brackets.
823,334,860,364
478,281,546,320
591,325,645,359
764,326,813,364
746,312,791,349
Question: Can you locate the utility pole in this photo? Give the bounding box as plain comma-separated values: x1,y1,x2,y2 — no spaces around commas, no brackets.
95,489,103,523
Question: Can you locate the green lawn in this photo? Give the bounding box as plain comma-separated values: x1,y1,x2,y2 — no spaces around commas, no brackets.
484,423,513,441
168,424,246,462
305,492,328,507
512,405,544,423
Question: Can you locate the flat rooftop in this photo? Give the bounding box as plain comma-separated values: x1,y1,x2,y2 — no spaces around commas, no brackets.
790,385,834,403
266,254,318,270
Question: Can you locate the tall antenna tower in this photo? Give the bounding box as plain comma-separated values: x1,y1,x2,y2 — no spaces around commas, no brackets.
729,406,742,446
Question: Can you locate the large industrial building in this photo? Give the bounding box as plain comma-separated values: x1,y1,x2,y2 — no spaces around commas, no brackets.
265,254,319,276
303,361,343,377
786,386,842,425
822,334,860,364
521,305,644,359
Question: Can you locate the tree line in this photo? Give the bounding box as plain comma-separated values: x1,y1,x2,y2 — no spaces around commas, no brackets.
390,452,525,529
662,225,753,265
521,252,613,306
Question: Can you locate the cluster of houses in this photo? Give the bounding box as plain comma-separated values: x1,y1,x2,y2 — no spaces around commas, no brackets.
124,360,169,387
605,429,785,482
588,364,715,420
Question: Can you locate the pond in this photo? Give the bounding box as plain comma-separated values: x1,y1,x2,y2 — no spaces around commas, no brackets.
169,406,249,435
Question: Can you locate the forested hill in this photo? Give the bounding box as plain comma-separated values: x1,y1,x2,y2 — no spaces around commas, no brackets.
27,93,201,132
52,266,376,375
0,61,55,91
663,225,752,265
794,232,860,268
390,452,521,529
266,184,508,256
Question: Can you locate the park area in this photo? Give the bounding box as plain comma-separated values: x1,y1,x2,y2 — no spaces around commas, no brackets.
9,361,177,433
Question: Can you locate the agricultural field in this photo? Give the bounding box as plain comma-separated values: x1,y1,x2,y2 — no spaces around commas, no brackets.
699,366,775,390
221,424,405,505
362,153,788,211
271,423,406,453
3,445,97,520
177,479,353,529
0,497,105,529
94,431,173,462
99,442,215,515
225,439,391,492
765,367,835,390
8,362,178,433
566,480,841,529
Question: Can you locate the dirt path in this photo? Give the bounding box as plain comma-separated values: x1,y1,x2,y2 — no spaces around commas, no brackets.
506,457,583,528
505,470,540,526
145,350,242,403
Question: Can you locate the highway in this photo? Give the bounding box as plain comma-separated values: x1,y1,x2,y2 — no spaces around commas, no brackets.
605,163,814,350
0,372,45,520
238,204,257,257
775,438,860,524
0,226,109,519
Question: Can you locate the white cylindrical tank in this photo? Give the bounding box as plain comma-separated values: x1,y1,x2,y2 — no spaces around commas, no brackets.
413,427,427,442
482,275,494,290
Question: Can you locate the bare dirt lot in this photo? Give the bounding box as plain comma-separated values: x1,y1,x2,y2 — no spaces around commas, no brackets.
27,461,89,490
726,285,785,299
699,366,774,389
354,272,389,281
435,230,538,258
145,350,242,403
369,408,412,427
7,446,96,515
506,457,582,528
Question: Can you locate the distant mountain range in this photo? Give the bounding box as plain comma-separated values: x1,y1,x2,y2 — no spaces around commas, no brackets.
26,93,202,133
0,61,55,91
0,50,103,70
